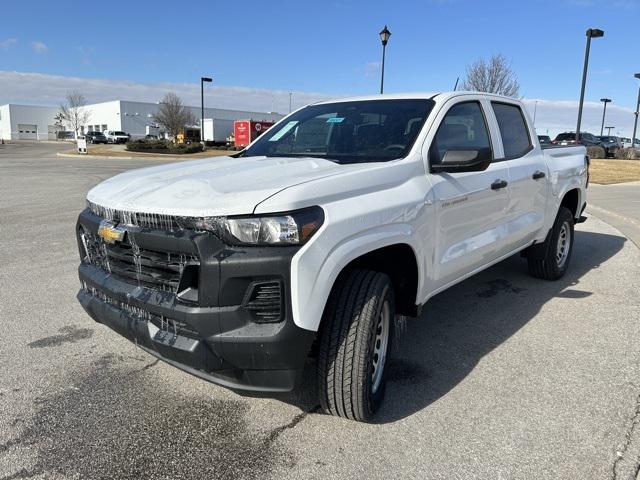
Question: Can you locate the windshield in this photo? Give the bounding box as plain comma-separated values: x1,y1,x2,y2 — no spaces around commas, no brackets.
243,99,435,164
114,131,126,135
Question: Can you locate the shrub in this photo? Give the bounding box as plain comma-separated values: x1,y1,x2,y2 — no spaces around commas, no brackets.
614,148,640,160
125,139,203,154
586,146,606,159
169,143,203,154
126,139,170,151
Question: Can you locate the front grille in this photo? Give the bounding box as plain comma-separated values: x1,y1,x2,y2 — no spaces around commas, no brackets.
243,281,283,323
81,283,199,338
87,201,198,231
80,228,198,294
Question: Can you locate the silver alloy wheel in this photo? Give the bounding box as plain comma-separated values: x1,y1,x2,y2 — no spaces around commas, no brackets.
371,298,391,394
556,221,571,268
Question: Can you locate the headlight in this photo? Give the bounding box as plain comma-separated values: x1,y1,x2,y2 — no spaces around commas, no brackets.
196,206,324,245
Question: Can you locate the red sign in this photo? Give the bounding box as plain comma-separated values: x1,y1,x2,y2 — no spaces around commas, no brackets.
234,120,275,148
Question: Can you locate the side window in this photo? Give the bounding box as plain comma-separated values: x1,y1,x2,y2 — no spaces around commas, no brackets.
429,101,491,165
491,102,532,158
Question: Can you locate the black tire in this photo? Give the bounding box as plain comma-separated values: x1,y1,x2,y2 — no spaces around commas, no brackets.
318,269,394,422
528,207,575,280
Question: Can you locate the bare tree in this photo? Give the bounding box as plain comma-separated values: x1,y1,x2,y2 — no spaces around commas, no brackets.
461,54,520,97
58,91,91,138
153,92,196,140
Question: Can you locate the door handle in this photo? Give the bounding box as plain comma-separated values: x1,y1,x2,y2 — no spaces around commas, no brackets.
491,179,508,190
532,170,546,180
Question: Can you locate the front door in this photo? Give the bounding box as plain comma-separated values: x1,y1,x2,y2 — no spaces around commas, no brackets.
426,99,511,289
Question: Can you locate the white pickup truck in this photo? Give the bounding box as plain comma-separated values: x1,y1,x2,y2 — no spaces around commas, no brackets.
76,92,588,422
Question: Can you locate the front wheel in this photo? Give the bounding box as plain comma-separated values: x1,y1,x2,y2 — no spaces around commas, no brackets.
528,207,575,280
318,269,394,422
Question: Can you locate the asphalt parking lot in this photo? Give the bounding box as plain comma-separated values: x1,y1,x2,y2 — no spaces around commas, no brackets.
1,141,640,480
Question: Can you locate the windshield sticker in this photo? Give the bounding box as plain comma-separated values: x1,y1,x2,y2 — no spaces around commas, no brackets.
268,121,298,141
327,117,345,123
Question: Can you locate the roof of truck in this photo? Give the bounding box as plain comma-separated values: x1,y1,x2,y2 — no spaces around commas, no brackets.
313,91,519,105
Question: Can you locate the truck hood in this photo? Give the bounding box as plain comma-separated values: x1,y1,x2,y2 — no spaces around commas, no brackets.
86,155,361,217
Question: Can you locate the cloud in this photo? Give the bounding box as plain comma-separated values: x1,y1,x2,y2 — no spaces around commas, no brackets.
76,46,93,65
363,61,381,78
0,71,341,114
0,38,17,50
0,71,635,136
31,41,48,54
522,98,637,138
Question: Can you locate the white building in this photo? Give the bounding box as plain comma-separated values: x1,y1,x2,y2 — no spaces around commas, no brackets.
0,100,283,141
0,104,62,140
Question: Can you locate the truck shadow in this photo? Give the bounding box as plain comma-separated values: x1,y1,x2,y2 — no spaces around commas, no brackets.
275,229,626,423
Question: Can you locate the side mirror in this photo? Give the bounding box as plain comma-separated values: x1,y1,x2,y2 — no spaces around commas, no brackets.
431,147,492,173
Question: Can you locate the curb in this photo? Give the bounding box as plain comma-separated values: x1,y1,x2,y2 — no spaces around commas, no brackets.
56,152,135,160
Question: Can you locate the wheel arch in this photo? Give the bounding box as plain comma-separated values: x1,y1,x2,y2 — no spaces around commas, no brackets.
290,231,424,332
340,243,420,317
560,188,581,219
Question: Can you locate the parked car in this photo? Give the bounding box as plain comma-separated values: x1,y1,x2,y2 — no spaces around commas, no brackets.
104,130,130,144
537,135,551,145
620,137,640,148
76,92,588,422
553,132,601,147
85,131,108,144
597,136,624,157
145,134,159,140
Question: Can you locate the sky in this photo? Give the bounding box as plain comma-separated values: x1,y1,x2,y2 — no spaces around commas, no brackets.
1,0,639,137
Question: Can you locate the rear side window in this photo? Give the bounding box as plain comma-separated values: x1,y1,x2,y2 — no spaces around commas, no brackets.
492,103,532,158
429,101,492,165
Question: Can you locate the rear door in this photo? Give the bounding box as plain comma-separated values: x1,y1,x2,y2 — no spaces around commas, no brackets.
489,101,548,248
425,97,511,289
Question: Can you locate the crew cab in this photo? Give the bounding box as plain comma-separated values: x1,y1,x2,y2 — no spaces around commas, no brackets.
76,92,588,422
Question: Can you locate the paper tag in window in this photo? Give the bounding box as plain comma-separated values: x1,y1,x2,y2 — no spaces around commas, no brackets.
268,121,298,141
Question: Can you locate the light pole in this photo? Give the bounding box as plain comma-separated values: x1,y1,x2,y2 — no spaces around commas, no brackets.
200,76,212,144
599,98,611,136
576,28,604,141
632,73,640,149
379,25,391,94
605,126,615,136
289,92,292,113
533,100,538,126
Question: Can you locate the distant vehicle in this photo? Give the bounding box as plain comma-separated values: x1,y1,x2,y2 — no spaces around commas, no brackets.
597,136,623,157
104,130,130,144
538,135,551,145
85,131,108,144
553,132,602,147
145,134,159,140
621,138,639,148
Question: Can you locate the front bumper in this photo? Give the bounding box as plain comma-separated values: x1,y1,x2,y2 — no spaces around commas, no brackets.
76,209,316,392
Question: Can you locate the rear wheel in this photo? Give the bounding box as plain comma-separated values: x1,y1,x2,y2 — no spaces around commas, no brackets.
318,269,394,422
528,207,575,280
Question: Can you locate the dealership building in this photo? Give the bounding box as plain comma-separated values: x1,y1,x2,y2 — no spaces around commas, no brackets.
0,100,283,141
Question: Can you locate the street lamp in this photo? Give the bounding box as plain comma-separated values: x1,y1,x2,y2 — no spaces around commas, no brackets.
379,25,391,94
599,98,611,136
605,126,615,136
632,73,640,149
289,92,293,113
575,28,604,141
200,76,213,144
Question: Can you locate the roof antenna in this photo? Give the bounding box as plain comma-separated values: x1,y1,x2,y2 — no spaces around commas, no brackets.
453,77,459,91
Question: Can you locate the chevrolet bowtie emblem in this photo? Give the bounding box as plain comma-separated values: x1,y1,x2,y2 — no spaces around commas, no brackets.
97,220,126,244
